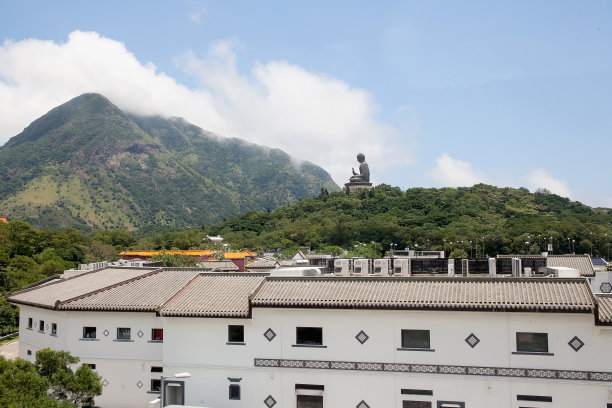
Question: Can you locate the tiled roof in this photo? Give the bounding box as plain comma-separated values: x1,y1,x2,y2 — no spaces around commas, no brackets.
8,268,158,308
196,261,239,271
251,277,594,312
247,259,279,269
58,269,201,311
119,250,257,259
547,255,595,277
159,274,266,317
596,295,612,323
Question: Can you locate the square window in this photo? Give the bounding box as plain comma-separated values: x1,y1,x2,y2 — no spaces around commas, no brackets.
297,395,323,408
117,327,131,340
151,366,163,373
403,402,432,408
83,326,96,339
152,328,163,341
85,363,96,369
401,330,430,349
229,384,241,400
39,320,45,332
151,379,161,392
296,327,323,346
27,318,33,329
516,332,548,353
51,323,57,335
228,325,244,343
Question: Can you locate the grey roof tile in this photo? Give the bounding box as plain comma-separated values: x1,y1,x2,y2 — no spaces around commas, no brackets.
547,255,595,276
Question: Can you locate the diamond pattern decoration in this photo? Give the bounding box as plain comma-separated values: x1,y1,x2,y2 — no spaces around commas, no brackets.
465,333,480,348
137,330,144,338
136,381,143,389
600,282,612,293
356,400,371,408
264,395,277,407
102,379,108,387
568,336,584,352
45,323,49,331
264,328,276,342
103,329,110,337
355,330,369,345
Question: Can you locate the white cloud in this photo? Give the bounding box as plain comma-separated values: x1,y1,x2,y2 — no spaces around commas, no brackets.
430,153,488,187
188,8,207,23
0,31,411,186
525,169,571,198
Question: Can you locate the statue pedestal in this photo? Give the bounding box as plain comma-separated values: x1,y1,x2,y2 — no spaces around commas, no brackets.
344,181,373,194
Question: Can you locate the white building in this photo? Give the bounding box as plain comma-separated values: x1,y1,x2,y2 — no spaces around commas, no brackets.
8,267,612,408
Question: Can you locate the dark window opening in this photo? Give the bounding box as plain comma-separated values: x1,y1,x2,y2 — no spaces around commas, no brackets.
39,320,45,332
152,328,163,341
151,366,163,373
27,318,32,329
117,327,131,340
228,325,244,343
83,326,96,339
516,332,548,353
403,402,432,408
229,384,240,400
27,350,32,355
297,395,323,408
517,394,552,402
51,323,57,335
84,363,96,369
296,327,323,346
401,329,430,349
402,389,433,396
151,379,161,392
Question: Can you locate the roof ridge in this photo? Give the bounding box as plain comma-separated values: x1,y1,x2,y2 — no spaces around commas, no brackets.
158,273,204,315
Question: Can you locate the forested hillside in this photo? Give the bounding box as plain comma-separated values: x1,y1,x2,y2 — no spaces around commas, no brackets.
204,184,612,257
0,93,338,231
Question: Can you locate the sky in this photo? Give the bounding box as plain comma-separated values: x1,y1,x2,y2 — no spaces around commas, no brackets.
0,1,611,207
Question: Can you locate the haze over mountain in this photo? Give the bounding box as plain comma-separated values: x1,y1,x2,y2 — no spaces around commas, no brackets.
0,93,339,231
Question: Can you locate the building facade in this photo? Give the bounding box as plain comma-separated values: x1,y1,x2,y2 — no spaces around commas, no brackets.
8,268,612,408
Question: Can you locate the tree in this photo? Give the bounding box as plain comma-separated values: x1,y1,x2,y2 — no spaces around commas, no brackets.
449,249,468,258
35,348,103,407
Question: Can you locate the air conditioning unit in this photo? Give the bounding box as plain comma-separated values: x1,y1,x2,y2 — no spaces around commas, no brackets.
511,258,522,277
373,258,391,276
488,258,497,277
353,259,372,276
393,258,411,276
334,259,352,276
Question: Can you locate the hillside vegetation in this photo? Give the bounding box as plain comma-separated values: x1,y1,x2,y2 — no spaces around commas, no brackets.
0,93,338,231
204,184,612,257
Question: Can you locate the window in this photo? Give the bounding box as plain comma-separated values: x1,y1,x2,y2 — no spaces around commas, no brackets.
229,384,240,400
117,327,131,340
437,403,464,408
39,320,45,332
403,402,432,408
51,323,57,335
27,318,33,329
84,363,96,369
151,379,161,392
151,366,163,373
27,350,32,356
516,332,549,353
517,394,552,402
296,327,323,346
151,328,163,341
297,395,323,408
83,326,96,339
401,329,431,349
228,325,244,343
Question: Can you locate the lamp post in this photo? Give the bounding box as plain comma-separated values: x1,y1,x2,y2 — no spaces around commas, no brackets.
525,241,530,254
469,240,473,258
482,236,485,258
572,239,575,255
567,237,571,254
156,372,191,407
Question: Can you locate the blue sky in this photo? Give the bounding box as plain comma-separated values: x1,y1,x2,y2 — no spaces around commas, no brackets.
1,1,611,206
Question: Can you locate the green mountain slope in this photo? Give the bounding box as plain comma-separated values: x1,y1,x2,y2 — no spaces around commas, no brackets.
0,93,339,231
206,184,612,256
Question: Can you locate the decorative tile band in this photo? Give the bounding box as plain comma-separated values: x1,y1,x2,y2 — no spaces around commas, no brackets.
253,358,612,383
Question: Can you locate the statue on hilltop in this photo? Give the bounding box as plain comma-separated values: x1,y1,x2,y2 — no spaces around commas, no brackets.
349,153,370,183
345,153,373,194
